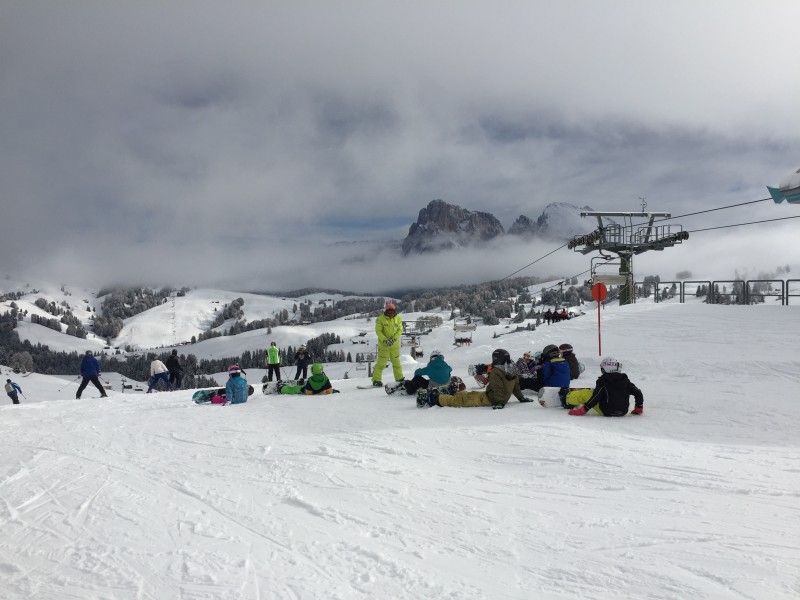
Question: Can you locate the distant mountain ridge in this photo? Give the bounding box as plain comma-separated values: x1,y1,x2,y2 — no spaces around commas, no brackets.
400,199,597,255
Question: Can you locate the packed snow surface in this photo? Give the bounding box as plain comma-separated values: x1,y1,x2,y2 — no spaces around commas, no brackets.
1,301,799,599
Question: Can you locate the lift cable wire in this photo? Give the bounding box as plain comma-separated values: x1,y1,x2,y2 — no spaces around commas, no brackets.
686,214,800,233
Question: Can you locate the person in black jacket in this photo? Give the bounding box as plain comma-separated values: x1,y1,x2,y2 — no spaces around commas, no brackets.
293,345,312,384
166,349,183,390
566,356,644,416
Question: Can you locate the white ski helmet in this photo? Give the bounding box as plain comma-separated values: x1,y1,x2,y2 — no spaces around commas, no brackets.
600,356,622,374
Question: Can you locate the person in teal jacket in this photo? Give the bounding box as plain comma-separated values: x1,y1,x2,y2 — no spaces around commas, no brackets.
403,350,452,395
372,301,404,386
279,363,337,395
225,365,250,404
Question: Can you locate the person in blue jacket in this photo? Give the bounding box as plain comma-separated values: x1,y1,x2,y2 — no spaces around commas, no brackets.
76,350,108,399
402,349,452,395
5,379,22,404
529,344,571,393
225,364,250,404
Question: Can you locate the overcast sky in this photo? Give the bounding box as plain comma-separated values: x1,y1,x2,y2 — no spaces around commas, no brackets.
2,1,799,293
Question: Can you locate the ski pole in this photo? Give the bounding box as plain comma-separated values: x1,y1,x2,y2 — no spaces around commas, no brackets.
58,376,81,392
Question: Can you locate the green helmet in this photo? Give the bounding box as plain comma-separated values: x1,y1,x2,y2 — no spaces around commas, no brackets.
311,363,324,376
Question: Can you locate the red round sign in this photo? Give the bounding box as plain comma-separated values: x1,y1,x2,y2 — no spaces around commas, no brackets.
591,282,608,302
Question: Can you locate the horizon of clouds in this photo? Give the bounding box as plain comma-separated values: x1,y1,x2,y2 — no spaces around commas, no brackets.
1,1,799,291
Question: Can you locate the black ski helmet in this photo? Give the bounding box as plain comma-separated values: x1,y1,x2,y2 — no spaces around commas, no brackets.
542,344,560,360
491,348,511,366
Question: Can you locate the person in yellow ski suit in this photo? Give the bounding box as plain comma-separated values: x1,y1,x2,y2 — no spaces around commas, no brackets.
372,301,404,386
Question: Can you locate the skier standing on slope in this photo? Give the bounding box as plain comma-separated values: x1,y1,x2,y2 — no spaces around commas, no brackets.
147,358,172,393
76,351,108,399
293,345,312,384
266,341,282,383
566,356,644,416
371,301,404,387
5,379,22,404
166,349,183,389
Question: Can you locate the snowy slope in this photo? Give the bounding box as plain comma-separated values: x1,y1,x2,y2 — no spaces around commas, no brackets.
1,300,799,599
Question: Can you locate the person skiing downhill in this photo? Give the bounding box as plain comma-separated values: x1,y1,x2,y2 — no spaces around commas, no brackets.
5,379,22,404
372,301,404,387
566,356,644,416
76,351,108,399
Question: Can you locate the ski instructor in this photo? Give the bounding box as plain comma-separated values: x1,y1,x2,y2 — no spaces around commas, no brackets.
371,301,404,387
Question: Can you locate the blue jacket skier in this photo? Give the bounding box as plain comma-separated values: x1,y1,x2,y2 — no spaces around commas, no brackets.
529,344,571,392
5,379,21,404
76,351,108,399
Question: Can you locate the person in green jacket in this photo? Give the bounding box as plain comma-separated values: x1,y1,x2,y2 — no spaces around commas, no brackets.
279,363,337,395
417,349,534,409
266,341,282,383
372,301,404,387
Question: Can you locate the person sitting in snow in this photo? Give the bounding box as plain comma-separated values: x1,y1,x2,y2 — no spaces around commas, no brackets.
225,364,250,404
279,363,337,395
528,344,571,393
402,349,452,395
516,350,541,390
417,348,534,409
558,343,582,380
5,379,22,404
566,356,644,417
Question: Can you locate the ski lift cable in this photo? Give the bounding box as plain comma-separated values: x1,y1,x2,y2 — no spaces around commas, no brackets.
686,214,800,233
500,243,568,281
631,197,772,228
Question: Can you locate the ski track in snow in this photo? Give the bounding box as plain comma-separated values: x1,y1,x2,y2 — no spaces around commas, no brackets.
1,302,799,599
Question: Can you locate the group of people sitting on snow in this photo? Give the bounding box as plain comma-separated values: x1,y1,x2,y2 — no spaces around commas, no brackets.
412,345,643,416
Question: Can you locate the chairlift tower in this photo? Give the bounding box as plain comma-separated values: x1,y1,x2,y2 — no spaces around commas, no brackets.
568,211,689,305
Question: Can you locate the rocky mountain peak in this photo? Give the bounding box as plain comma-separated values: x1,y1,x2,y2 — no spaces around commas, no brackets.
401,199,505,255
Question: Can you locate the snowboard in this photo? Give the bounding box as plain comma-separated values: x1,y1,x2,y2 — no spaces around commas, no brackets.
384,381,407,395
357,383,386,390
536,386,590,408
262,380,299,395
193,385,255,404
467,363,489,387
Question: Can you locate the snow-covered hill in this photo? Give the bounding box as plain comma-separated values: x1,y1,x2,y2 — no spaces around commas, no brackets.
2,299,798,599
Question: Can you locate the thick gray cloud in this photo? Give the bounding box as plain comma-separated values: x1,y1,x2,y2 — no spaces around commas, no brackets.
2,1,799,291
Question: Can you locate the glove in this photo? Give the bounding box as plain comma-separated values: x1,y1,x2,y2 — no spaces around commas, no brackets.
568,405,587,416
631,405,643,415
492,403,505,410
519,396,534,403
384,339,394,346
